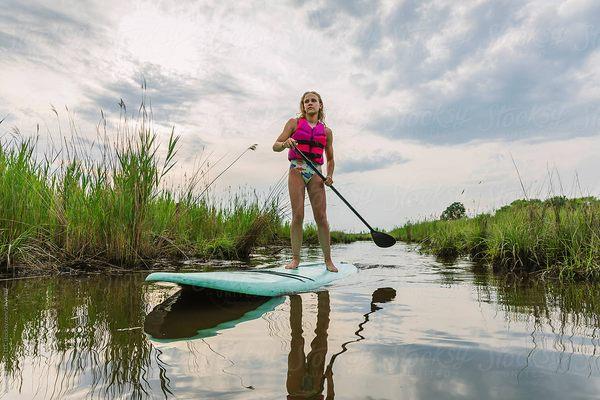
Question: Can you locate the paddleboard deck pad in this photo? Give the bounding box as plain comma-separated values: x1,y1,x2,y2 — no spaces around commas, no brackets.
145,262,357,296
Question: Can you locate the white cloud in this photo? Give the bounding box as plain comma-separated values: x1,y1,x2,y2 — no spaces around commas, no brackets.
1,0,599,231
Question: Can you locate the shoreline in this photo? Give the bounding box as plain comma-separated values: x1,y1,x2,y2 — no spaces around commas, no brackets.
0,234,371,279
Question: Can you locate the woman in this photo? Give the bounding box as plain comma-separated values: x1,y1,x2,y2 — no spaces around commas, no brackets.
273,91,337,272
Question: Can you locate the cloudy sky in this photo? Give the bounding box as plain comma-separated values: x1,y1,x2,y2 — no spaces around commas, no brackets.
1,0,599,231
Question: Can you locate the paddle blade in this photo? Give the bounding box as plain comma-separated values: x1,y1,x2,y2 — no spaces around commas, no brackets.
371,230,396,248
371,287,397,310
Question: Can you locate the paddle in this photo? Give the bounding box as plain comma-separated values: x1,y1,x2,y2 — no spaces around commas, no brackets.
291,145,396,248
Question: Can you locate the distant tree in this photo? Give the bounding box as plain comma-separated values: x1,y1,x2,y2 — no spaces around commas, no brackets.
441,202,466,220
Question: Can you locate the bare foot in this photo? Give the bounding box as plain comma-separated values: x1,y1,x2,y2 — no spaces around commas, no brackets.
325,260,338,273
285,259,300,269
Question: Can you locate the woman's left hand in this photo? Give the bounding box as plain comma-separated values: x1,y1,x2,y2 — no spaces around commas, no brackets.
324,175,333,186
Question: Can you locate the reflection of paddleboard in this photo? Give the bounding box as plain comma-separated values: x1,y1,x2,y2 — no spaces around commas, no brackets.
145,262,357,296
145,288,285,342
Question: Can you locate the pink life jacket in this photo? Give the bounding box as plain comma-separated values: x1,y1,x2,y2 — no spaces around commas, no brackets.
287,118,327,165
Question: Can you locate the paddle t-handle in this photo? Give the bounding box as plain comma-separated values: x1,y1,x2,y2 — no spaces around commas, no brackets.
291,144,396,248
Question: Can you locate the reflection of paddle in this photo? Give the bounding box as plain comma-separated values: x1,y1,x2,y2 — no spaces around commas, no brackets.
322,287,397,391
292,145,396,248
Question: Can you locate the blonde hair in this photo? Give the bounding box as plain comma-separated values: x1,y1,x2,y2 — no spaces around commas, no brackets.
298,91,326,122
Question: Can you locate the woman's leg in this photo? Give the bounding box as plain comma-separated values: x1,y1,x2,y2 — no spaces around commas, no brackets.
286,167,306,269
286,295,306,394
307,176,337,272
306,291,330,394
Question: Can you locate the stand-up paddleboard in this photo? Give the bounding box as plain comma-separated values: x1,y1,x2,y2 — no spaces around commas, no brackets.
145,262,357,296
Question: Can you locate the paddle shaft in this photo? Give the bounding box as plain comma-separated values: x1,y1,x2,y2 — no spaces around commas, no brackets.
292,146,375,232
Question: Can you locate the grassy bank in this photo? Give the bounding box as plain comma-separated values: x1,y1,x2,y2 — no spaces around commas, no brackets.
0,106,373,274
0,112,286,274
392,197,600,280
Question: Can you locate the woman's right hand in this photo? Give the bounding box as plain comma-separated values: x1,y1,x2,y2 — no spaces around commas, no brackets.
282,138,297,149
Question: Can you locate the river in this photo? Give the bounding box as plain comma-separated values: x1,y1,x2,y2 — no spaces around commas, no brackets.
1,241,600,399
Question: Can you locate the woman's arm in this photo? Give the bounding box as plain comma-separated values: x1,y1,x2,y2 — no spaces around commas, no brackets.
324,128,334,185
273,118,297,152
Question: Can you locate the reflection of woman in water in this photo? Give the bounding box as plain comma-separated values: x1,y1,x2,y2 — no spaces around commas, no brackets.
287,292,334,399
286,288,396,399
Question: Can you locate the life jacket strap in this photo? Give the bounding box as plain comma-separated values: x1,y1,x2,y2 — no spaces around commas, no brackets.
305,152,322,160
296,139,325,149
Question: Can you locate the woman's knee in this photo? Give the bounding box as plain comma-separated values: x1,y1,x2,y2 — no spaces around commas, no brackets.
292,210,304,223
314,211,328,226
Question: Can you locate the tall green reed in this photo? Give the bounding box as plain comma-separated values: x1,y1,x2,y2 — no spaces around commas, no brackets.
0,105,279,272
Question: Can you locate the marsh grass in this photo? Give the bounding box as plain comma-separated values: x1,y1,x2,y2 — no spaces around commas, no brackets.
0,106,280,273
393,197,600,280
